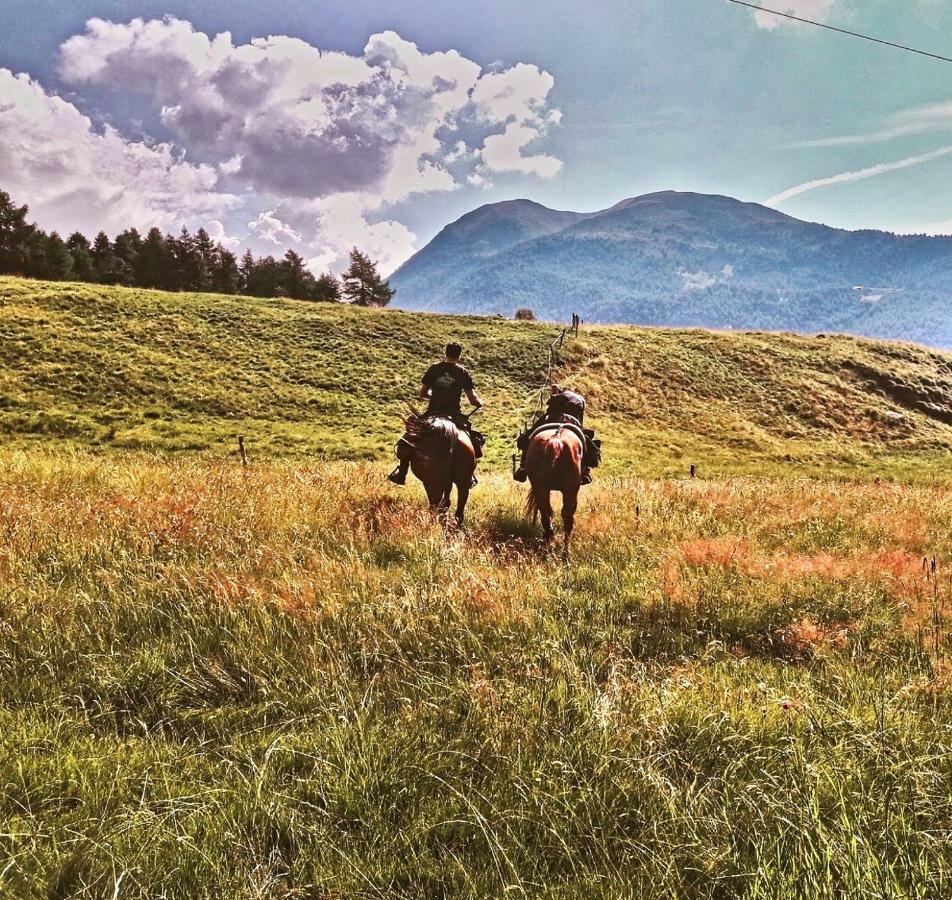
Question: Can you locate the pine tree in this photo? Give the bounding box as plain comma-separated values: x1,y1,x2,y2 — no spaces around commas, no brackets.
66,233,94,281
175,228,203,291
280,249,309,299
213,249,240,294
91,232,127,284
113,228,142,283
192,227,216,291
313,272,341,302
162,233,184,291
135,228,168,288
0,191,35,275
341,248,394,307
42,232,74,280
239,250,256,294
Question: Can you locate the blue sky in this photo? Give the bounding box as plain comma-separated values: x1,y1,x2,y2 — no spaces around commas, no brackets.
3,0,952,272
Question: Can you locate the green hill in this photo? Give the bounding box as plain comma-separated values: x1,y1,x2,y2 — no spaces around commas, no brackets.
3,275,952,479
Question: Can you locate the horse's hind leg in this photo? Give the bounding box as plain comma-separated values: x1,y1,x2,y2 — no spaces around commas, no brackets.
438,487,452,527
534,487,554,546
454,482,470,528
561,488,578,560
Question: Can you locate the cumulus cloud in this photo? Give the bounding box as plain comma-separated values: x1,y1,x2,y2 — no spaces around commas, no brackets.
751,0,836,29
0,67,236,237
313,194,417,276
764,144,952,206
247,209,302,246
479,122,563,178
52,17,564,270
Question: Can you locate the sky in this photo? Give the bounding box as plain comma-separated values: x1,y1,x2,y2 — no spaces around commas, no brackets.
3,0,952,274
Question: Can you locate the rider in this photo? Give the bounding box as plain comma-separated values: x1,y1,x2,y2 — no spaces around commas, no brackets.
513,384,600,485
388,342,485,485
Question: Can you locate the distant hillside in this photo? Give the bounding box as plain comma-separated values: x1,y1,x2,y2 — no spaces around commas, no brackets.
5,276,952,478
390,191,952,346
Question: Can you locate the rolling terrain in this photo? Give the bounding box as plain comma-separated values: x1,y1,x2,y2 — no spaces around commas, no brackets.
391,191,952,347
2,276,952,897
5,275,952,479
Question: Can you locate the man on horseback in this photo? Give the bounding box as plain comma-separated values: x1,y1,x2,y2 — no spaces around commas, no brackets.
513,385,601,485
388,342,485,486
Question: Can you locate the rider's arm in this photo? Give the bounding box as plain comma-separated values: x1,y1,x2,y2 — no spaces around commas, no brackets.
419,383,431,401
466,388,483,409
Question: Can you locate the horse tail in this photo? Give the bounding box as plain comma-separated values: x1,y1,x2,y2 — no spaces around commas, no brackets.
525,438,562,517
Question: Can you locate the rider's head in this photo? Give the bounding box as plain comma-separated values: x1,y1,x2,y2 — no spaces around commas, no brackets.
445,342,463,361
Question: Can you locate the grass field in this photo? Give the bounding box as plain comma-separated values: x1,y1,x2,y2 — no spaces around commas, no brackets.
2,277,952,897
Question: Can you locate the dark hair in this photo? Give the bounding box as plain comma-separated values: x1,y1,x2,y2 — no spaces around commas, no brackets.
445,342,462,359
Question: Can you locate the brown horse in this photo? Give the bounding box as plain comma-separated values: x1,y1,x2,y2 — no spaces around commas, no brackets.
404,411,477,526
524,424,584,557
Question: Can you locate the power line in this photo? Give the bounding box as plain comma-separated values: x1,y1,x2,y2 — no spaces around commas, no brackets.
724,0,952,65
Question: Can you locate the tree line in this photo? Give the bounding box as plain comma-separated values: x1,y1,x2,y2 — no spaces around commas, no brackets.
0,189,394,305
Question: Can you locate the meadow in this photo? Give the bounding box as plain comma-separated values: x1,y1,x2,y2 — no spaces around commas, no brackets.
1,277,951,897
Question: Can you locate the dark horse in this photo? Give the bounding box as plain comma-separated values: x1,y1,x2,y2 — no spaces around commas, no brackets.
403,410,477,526
524,423,584,557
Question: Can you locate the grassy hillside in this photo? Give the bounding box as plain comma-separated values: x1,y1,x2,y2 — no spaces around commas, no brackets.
2,276,952,897
4,275,952,479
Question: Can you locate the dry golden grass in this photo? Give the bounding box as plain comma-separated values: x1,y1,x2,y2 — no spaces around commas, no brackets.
2,448,951,897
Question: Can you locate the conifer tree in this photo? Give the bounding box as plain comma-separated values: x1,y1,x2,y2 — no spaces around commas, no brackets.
341,248,394,306
135,228,168,288
66,233,94,281
313,272,341,302
0,191,34,274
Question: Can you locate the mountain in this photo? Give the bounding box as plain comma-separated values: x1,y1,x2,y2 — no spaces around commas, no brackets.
390,191,952,346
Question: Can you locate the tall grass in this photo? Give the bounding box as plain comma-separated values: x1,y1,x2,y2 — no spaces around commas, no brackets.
1,449,950,897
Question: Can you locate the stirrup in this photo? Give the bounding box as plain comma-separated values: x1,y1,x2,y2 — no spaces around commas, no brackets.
470,475,478,488
581,468,593,486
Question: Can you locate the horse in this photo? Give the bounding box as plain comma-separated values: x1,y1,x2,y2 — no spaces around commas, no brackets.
403,410,477,526
524,423,584,558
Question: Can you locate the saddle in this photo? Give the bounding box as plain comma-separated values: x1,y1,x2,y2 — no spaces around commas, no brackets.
528,415,587,445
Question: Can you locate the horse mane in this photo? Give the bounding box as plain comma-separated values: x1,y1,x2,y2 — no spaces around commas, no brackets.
404,406,459,456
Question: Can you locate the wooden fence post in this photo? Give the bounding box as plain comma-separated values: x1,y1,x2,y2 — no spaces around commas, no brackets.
238,435,248,466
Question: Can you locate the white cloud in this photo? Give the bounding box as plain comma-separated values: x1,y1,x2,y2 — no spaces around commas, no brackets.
791,101,952,149
205,219,239,248
752,0,836,29
248,209,302,246
0,67,236,237
313,194,417,275
50,17,564,269
764,144,952,206
479,122,563,178
471,63,556,124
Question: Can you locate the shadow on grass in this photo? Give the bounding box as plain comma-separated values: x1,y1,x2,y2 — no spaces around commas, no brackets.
479,507,545,556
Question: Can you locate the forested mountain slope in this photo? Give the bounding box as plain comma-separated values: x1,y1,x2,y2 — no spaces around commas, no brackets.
391,191,952,346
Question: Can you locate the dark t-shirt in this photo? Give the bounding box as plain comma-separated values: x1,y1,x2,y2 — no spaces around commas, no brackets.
547,389,586,424
422,361,474,415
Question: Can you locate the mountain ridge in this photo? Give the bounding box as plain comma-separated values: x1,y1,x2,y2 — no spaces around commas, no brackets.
390,191,952,346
